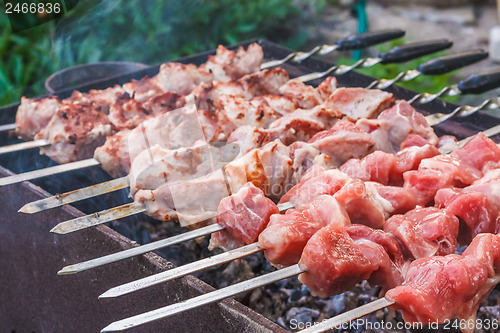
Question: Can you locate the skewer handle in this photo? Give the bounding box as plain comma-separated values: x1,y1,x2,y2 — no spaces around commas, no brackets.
369,49,489,90
458,68,500,94
418,49,488,75
412,68,500,105
335,29,405,51
299,39,453,83
262,29,405,69
379,39,452,64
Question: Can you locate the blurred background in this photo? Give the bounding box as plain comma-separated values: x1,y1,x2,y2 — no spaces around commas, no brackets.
1,0,500,112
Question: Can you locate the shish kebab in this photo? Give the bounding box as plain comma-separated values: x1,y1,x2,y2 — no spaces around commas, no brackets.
58,101,500,274
18,52,499,216
100,134,500,331
0,29,408,154
95,129,499,293
46,82,500,236
0,29,406,135
0,38,457,188
299,234,500,333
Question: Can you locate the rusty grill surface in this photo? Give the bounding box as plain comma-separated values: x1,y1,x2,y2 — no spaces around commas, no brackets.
0,39,499,332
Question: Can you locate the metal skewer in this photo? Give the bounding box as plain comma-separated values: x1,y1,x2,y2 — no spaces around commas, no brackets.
409,67,500,105
57,202,294,274
19,176,129,214
0,123,16,132
18,69,500,214
0,158,101,187
100,264,305,332
0,139,49,155
298,298,395,333
99,243,263,299
260,29,405,70
50,201,146,234
425,96,500,127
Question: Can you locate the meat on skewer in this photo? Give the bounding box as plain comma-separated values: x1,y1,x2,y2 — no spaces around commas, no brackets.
36,67,290,166
386,233,500,326
15,43,264,140
124,97,433,226
211,132,500,258
97,76,341,179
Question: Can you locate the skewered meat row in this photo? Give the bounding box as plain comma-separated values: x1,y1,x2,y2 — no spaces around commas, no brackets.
128,97,425,200
201,132,500,327
124,97,452,228
15,43,264,140
386,233,500,326
36,67,290,165
96,73,341,178
211,132,499,255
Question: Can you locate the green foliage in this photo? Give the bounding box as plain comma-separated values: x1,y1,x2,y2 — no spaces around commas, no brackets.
336,39,459,103
2,0,315,106
0,14,57,105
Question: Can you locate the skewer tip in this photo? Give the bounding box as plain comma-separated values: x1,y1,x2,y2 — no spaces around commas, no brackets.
57,265,78,275
98,288,121,299
18,203,35,214
50,224,69,234
101,322,125,332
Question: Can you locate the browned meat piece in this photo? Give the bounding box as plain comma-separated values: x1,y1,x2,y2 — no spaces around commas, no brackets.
324,87,394,120
154,43,263,95
308,120,375,166
279,76,337,109
35,103,114,164
15,96,60,140
122,76,165,103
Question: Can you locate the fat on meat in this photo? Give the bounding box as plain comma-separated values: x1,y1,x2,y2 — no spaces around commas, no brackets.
278,77,337,109
191,68,289,110
134,169,231,226
15,97,60,140
95,105,207,177
451,132,500,172
128,142,240,197
324,87,394,120
403,153,483,206
122,76,165,103
298,222,405,298
154,43,263,95
384,207,459,259
386,254,491,325
259,195,350,268
357,101,438,153
307,120,375,166
210,182,279,251
334,180,417,229
279,168,352,209
435,188,498,244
